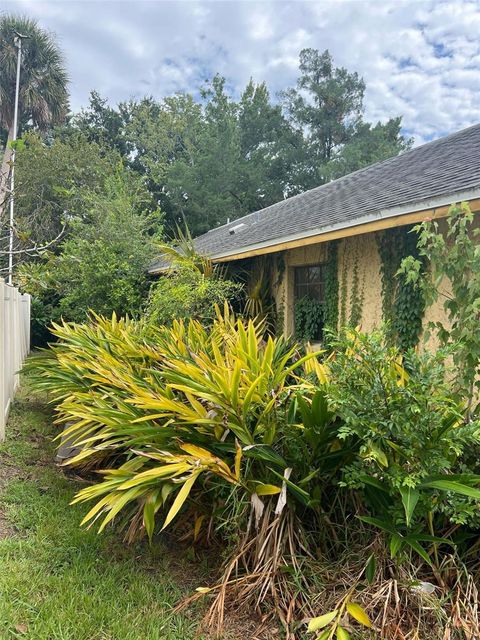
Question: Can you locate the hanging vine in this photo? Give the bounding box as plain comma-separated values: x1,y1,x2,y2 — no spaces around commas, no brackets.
339,244,348,328
323,241,339,332
348,244,365,327
377,228,404,327
377,226,426,350
294,296,325,342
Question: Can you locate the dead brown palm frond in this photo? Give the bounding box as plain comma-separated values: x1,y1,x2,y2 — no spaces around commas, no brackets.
176,501,315,639
176,526,480,640
443,559,480,640
355,554,480,640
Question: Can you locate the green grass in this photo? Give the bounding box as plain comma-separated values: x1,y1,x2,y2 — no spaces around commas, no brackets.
0,373,210,640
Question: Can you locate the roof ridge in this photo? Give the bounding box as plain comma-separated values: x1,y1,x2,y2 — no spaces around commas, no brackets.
282,122,480,199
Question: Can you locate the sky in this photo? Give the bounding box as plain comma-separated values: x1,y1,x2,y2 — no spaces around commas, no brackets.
3,0,480,145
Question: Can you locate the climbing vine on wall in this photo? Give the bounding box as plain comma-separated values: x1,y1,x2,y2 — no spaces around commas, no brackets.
294,296,325,342
339,248,348,328
377,226,425,350
323,241,339,332
348,246,365,327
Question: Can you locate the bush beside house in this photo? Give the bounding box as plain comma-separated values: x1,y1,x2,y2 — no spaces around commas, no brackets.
29,204,480,637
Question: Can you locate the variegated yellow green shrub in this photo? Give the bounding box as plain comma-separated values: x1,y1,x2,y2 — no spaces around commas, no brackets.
29,313,480,546
27,306,333,540
28,311,480,637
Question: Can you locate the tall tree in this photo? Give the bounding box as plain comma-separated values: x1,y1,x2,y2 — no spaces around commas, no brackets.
17,165,160,342
325,117,412,180
0,14,68,215
165,77,299,233
124,93,204,227
8,132,124,271
238,80,301,208
166,75,244,233
44,48,410,238
67,90,131,157
282,49,410,190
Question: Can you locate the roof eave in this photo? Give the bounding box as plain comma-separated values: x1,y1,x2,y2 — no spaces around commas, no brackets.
210,188,480,263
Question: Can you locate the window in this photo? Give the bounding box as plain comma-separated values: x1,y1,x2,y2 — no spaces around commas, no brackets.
294,264,325,302
294,264,325,341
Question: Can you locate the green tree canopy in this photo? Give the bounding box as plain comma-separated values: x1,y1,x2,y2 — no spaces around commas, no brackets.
18,166,161,341
0,14,68,213
57,49,410,237
2,132,124,278
53,170,159,322
282,49,411,190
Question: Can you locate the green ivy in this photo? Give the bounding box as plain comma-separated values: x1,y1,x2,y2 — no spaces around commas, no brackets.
348,250,364,327
392,276,425,351
339,248,348,328
377,228,403,325
274,253,286,288
377,226,425,350
399,203,480,406
323,241,339,332
294,296,324,342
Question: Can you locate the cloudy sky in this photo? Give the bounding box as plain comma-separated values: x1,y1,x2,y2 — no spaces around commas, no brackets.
3,0,480,144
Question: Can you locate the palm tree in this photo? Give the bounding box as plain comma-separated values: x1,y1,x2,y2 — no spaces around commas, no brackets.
0,14,69,214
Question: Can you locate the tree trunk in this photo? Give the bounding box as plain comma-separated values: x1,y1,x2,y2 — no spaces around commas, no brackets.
0,126,15,221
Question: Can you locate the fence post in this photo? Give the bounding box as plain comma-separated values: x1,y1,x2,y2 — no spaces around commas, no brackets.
21,294,30,359
13,286,20,393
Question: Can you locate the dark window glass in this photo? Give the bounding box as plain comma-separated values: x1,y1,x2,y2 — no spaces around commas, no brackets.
294,264,326,340
294,265,325,302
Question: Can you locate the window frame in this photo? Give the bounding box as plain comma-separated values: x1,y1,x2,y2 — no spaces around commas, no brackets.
293,262,326,341
294,263,326,303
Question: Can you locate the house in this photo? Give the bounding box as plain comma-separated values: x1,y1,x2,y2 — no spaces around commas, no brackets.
149,123,480,342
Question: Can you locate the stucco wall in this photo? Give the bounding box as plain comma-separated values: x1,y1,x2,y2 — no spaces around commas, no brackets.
270,222,466,343
272,230,383,337
337,233,383,333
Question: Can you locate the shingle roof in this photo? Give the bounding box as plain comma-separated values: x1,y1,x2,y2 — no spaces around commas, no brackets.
150,123,480,271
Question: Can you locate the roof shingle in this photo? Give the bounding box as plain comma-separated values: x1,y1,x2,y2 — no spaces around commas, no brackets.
150,123,480,270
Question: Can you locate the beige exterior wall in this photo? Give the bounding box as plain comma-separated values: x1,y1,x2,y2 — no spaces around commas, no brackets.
337,233,383,333
269,223,460,344
271,230,385,338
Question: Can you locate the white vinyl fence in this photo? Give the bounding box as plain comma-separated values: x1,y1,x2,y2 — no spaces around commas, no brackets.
0,278,31,441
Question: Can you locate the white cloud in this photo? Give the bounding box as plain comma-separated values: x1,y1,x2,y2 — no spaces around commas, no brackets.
2,0,480,144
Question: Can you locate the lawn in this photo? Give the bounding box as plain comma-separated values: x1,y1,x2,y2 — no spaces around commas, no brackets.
0,372,210,640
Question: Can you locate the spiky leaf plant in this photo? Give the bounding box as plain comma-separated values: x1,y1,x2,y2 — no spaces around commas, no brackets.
28,306,332,531
29,312,480,636
28,306,340,630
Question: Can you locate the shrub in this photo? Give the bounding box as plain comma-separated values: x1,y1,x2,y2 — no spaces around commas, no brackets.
399,202,480,409
17,168,160,344
146,228,243,327
29,307,329,517
29,315,480,633
28,307,337,626
326,329,480,556
147,263,242,326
